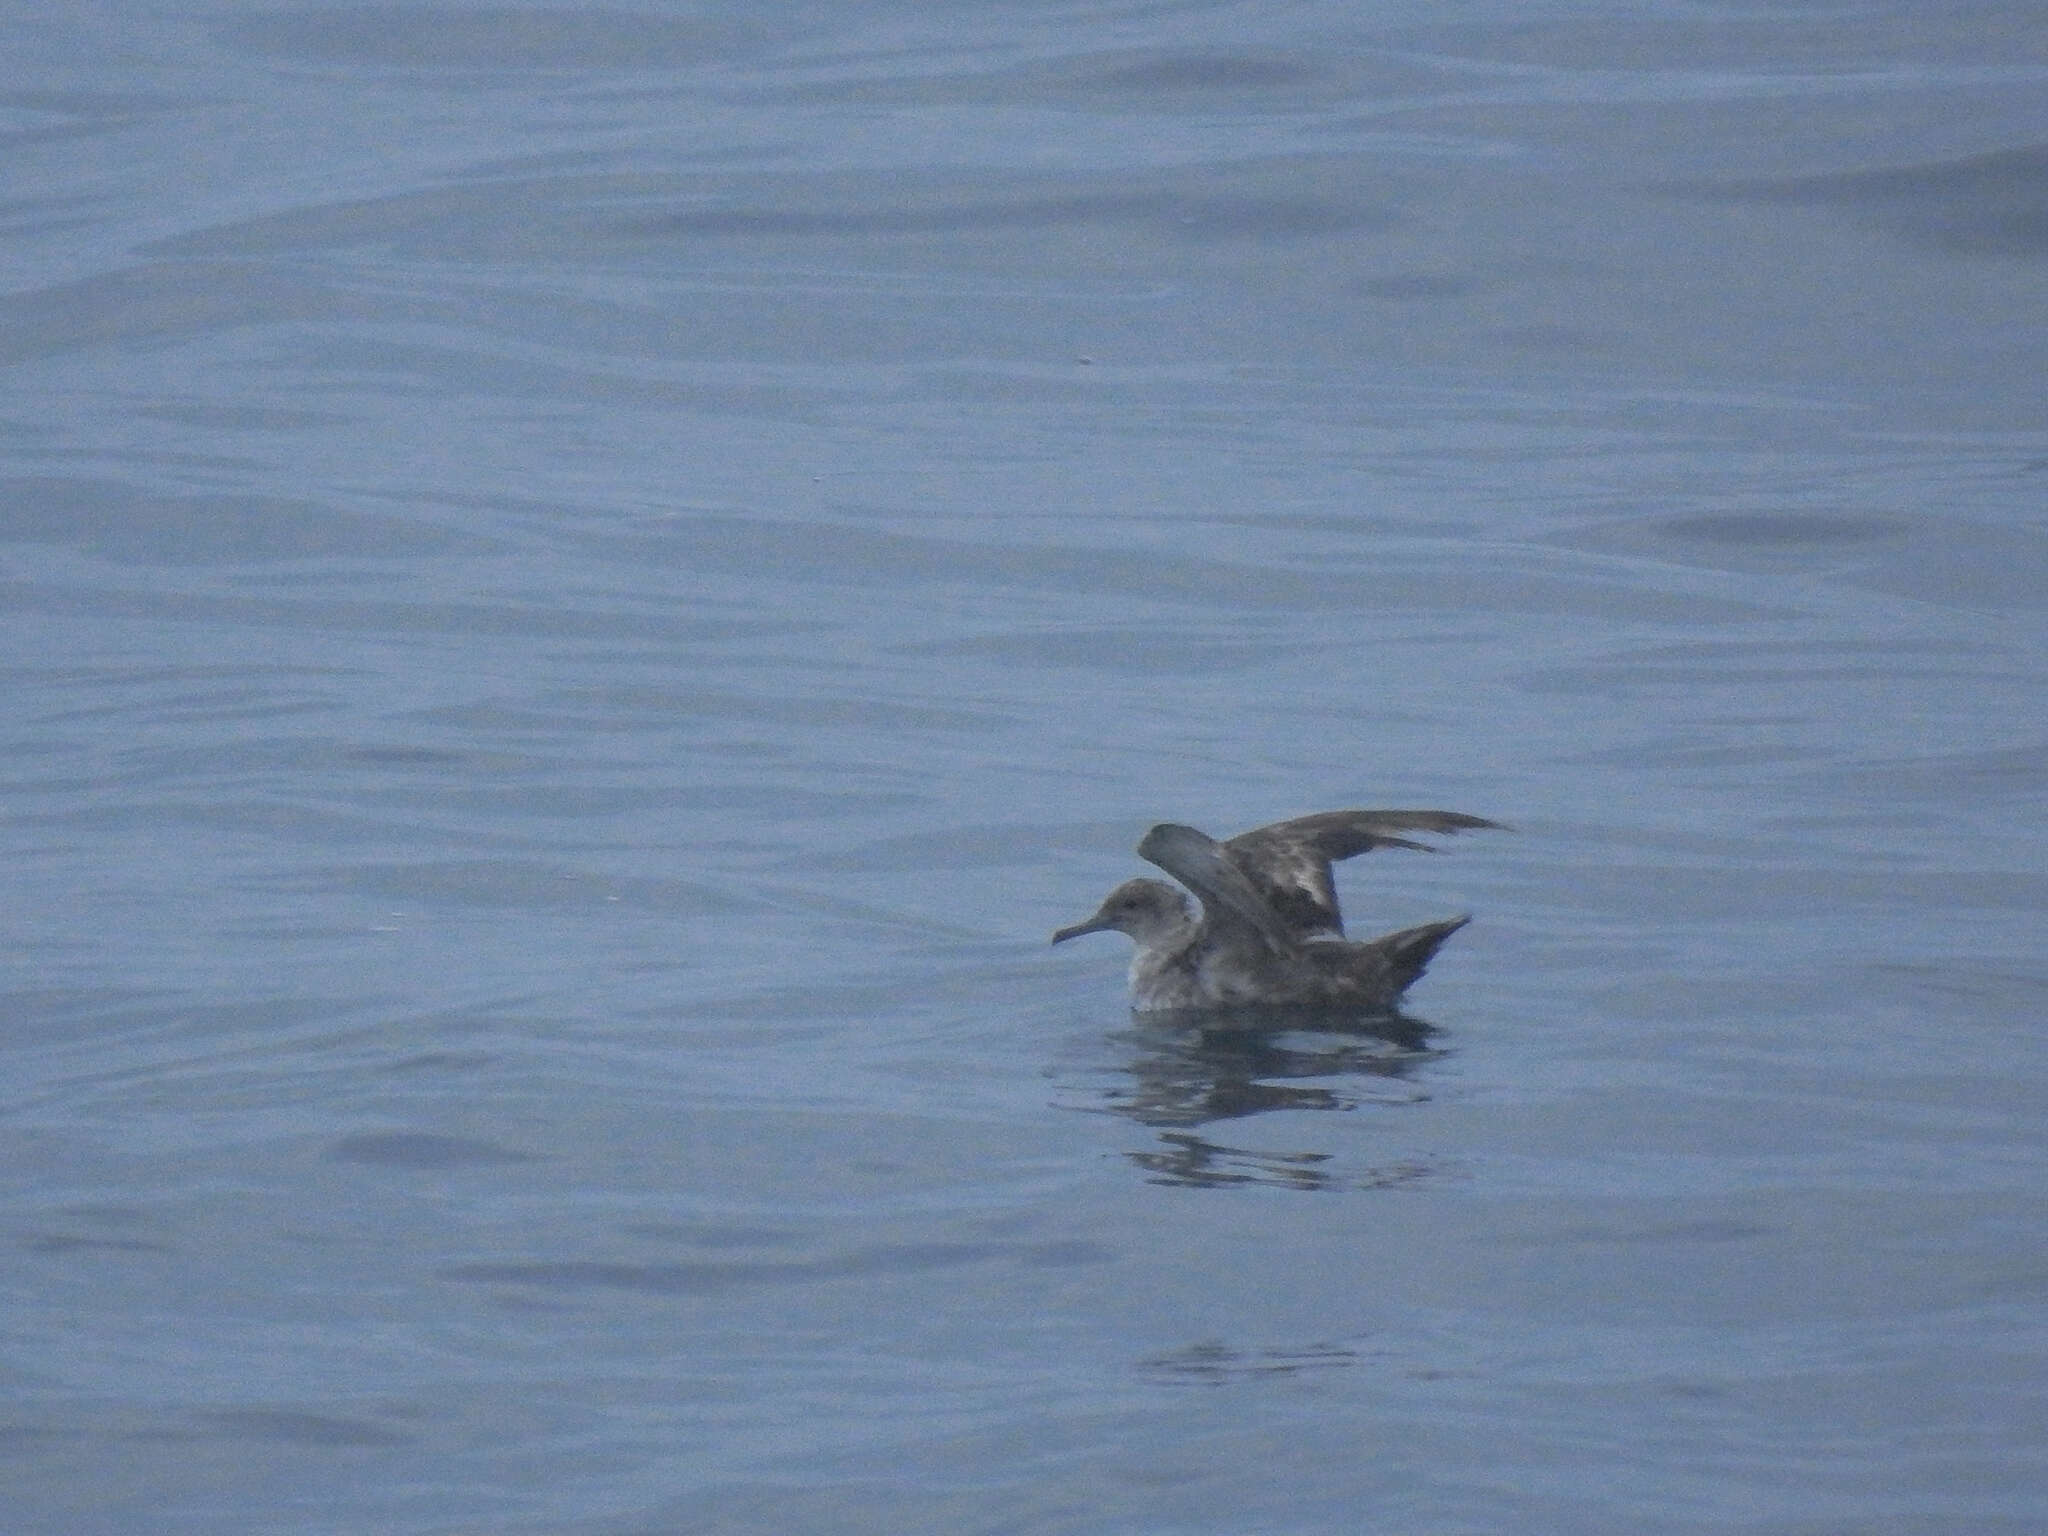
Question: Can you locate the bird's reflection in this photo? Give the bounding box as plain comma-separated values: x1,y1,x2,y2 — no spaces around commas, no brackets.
1094,1007,1448,1192
1113,1006,1434,1127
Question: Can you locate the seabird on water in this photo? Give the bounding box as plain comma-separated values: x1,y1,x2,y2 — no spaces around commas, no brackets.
1052,809,1501,1013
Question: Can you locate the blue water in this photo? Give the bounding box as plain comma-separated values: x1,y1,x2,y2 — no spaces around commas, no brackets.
5,3,2046,1532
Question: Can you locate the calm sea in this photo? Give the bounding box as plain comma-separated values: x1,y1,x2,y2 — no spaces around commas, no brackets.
4,2,2045,1532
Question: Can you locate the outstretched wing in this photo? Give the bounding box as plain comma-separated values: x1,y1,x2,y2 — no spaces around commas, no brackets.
1221,809,1503,940
1136,822,1297,955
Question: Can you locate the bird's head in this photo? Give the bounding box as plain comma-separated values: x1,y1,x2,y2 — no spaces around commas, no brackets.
1051,878,1193,947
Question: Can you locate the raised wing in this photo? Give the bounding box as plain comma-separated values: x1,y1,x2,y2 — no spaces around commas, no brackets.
1221,809,1502,940
1135,822,1297,955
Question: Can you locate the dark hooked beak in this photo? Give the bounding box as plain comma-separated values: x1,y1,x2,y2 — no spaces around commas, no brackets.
1050,912,1110,945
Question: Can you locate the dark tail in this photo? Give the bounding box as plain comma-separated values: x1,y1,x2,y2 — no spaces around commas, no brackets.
1377,914,1472,995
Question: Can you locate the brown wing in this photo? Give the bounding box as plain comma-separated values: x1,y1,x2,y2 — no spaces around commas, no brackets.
1135,822,1297,955
1221,809,1503,940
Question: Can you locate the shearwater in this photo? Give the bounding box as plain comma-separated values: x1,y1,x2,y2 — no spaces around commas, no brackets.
1052,810,1502,1013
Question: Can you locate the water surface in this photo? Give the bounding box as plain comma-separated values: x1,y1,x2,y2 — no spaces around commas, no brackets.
4,2,2046,1532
